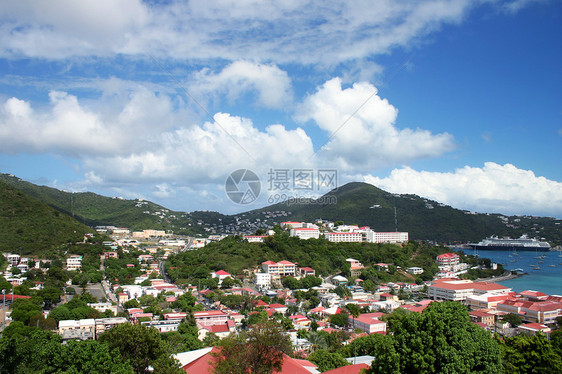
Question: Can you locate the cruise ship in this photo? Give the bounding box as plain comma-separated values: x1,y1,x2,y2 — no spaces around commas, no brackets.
468,235,551,251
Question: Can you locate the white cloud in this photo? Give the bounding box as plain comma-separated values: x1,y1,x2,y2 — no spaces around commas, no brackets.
296,78,456,172
365,162,562,217
502,0,546,13
0,77,457,194
0,87,178,157
82,112,314,185
0,1,522,65
192,61,293,109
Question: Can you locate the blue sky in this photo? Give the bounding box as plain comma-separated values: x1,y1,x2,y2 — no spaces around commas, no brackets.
0,0,560,218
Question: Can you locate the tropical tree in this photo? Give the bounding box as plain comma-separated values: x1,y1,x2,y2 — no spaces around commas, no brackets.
98,323,183,374
367,301,502,374
308,349,349,372
213,321,292,374
497,332,562,374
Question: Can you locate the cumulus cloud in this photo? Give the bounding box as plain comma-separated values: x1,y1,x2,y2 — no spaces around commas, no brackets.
365,162,562,217
0,87,178,157
192,61,293,109
296,78,456,172
83,112,314,185
0,1,525,64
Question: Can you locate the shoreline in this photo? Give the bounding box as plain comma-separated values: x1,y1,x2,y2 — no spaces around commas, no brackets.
475,271,525,283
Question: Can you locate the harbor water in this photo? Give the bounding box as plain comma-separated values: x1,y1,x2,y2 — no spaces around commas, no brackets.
458,248,562,296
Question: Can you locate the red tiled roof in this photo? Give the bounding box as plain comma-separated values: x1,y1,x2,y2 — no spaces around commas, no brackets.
0,294,31,301
470,310,494,318
181,349,316,374
277,260,295,265
519,322,549,331
323,363,370,374
520,290,548,298
214,270,231,276
269,303,287,309
437,253,460,259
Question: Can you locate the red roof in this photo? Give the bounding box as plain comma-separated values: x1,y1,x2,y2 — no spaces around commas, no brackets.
437,253,460,259
0,294,31,301
519,322,550,331
323,363,370,374
269,303,287,309
214,270,231,276
277,260,295,265
181,348,316,374
470,310,494,318
262,261,277,265
207,324,230,333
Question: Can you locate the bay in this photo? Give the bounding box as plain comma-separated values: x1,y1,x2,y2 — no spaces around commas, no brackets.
458,248,562,296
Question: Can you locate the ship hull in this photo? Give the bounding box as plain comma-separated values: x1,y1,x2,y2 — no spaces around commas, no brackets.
469,244,550,252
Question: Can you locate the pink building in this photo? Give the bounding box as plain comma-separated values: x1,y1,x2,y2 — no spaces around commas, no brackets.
349,313,387,334
261,260,296,276
436,253,460,266
193,310,229,327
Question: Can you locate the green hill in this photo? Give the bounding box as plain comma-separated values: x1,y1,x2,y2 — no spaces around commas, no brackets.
237,182,562,244
0,174,207,235
0,180,91,255
1,174,560,245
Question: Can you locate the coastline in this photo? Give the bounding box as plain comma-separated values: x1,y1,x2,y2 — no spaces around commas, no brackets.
475,271,525,283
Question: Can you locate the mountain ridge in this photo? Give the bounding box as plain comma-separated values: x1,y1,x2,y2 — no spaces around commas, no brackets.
1,173,560,245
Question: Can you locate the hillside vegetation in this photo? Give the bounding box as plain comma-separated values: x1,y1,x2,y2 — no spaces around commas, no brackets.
239,182,562,244
2,175,560,245
0,174,205,235
165,232,454,286
0,180,90,255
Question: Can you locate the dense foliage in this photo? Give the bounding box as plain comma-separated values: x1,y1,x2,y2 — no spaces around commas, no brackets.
166,234,451,285
0,173,204,235
241,182,562,244
0,180,90,255
213,321,293,374
0,328,133,374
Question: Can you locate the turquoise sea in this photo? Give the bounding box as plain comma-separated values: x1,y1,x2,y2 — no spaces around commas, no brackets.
457,248,562,296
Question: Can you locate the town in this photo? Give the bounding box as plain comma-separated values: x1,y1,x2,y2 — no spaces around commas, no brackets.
1,220,560,373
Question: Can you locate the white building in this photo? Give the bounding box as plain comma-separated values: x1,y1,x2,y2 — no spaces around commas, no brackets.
365,231,409,244
428,279,511,302
324,232,363,243
66,255,83,271
261,261,297,276
244,235,268,243
290,228,320,240
255,273,272,289
406,267,424,275
6,254,20,266
281,221,305,229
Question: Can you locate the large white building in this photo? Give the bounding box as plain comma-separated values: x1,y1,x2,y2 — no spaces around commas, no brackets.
428,279,511,302
364,231,409,244
290,228,320,240
324,232,363,243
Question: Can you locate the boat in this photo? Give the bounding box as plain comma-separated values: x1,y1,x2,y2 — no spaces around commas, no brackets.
468,235,551,252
